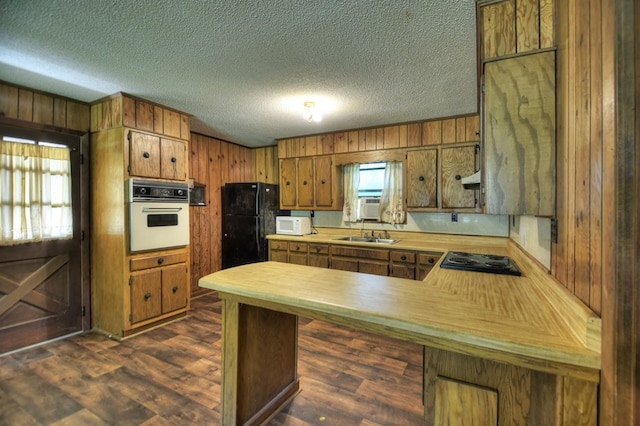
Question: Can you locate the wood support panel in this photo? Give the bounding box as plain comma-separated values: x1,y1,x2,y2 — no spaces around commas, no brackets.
221,297,299,425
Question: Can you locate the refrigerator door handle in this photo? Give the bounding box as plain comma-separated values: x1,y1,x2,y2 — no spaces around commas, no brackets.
255,216,262,259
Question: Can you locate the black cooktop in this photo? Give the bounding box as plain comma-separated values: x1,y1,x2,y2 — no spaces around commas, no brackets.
440,251,522,276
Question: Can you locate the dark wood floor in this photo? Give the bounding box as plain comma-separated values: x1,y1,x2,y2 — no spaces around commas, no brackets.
0,292,425,425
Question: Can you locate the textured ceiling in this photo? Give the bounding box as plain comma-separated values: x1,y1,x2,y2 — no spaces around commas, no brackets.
0,1,478,147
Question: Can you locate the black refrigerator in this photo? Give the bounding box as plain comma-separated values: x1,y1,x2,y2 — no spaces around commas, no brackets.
221,182,288,269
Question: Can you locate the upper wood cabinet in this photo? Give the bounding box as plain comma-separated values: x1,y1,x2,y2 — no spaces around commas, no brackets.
128,130,187,181
442,145,477,209
483,51,555,216
406,148,438,208
279,156,342,211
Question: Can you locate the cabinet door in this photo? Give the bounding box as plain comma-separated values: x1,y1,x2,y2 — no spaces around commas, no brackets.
484,51,555,215
129,131,161,178
359,260,388,276
160,137,186,180
406,149,437,208
288,242,308,265
161,264,188,313
417,252,442,280
130,270,162,323
442,146,476,209
331,258,358,272
279,158,297,208
308,244,329,268
434,377,498,425
315,156,333,208
297,157,314,208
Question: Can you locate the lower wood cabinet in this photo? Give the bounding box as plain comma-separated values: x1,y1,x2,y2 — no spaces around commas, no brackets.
129,251,189,324
269,238,442,282
417,252,443,280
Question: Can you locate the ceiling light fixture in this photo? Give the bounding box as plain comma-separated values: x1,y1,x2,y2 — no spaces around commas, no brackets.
303,101,322,123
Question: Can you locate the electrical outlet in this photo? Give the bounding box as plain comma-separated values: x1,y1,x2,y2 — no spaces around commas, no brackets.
451,212,458,223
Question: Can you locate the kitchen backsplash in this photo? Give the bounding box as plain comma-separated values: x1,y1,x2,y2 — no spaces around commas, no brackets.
508,215,552,270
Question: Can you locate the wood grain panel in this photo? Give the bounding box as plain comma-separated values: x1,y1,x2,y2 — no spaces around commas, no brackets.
465,114,480,141
0,83,18,119
304,136,317,157
407,122,422,147
153,105,163,134
162,109,181,138
33,93,53,126
321,133,334,155
406,149,437,208
422,120,442,145
441,119,456,144
135,100,154,131
434,378,498,426
484,51,556,215
480,0,516,59
333,132,348,153
441,146,476,209
383,125,400,149
18,89,33,122
348,131,359,152
539,0,555,48
517,0,540,52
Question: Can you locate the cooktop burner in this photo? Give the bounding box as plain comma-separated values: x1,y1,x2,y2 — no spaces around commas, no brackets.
440,251,522,276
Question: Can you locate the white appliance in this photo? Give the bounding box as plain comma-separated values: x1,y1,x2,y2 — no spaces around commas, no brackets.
276,216,312,235
129,179,190,252
358,197,381,220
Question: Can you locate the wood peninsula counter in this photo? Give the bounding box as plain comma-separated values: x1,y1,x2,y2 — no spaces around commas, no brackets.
199,237,600,425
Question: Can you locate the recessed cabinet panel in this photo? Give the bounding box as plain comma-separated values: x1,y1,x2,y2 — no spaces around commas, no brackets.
130,270,162,323
297,157,314,208
484,51,556,216
161,264,188,313
130,131,161,178
279,158,297,208
442,146,476,209
407,149,438,208
434,377,498,426
160,137,186,180
315,156,333,207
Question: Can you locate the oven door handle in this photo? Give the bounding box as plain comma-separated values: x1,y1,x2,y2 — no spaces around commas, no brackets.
141,207,183,213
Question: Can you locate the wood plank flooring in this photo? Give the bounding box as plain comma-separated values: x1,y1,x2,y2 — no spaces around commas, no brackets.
0,293,425,425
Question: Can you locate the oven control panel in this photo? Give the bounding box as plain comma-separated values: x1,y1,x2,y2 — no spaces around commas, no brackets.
129,179,189,202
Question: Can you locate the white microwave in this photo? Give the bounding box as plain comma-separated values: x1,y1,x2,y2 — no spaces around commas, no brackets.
276,216,312,235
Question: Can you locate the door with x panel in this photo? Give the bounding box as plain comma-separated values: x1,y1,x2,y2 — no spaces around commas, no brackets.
0,125,88,354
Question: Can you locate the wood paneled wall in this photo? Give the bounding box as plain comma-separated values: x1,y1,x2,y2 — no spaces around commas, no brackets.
278,114,480,158
555,0,639,424
188,133,255,297
0,81,90,132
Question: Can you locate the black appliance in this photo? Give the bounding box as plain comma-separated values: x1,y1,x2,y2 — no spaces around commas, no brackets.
222,182,288,269
439,251,522,276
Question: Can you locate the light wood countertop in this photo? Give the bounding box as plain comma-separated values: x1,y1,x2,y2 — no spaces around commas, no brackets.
201,232,601,383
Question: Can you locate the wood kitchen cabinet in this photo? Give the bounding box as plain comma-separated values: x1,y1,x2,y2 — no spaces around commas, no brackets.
330,245,389,276
441,145,477,209
279,156,342,210
129,253,188,324
268,240,289,263
483,51,556,216
308,243,329,268
90,94,191,339
129,130,187,181
389,250,416,279
417,252,443,280
406,148,438,208
288,242,308,265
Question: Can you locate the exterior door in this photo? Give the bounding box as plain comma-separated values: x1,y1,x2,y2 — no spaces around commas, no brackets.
0,125,89,354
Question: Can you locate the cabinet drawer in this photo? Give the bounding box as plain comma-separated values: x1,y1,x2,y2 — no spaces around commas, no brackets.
269,240,288,251
330,245,389,261
162,265,188,313
308,244,329,255
390,251,416,263
288,242,308,253
130,252,187,271
418,252,442,266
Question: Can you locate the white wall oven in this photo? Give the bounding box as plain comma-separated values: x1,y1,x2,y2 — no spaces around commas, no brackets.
128,179,189,252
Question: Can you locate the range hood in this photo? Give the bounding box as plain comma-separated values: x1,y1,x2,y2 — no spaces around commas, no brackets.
461,170,481,190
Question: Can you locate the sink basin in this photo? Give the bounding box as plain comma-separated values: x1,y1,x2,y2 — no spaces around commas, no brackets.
334,236,399,244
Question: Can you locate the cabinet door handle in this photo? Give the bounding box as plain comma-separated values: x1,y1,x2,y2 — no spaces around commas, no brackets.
157,258,164,265
143,152,150,158
303,180,308,185
320,179,326,184
419,176,425,181
428,257,435,264
295,245,300,251
315,246,321,252
401,255,407,261
172,286,179,293
144,292,152,300
171,157,177,163
455,174,461,180
286,181,290,186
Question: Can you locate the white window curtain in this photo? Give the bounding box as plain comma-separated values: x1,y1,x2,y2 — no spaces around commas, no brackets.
0,140,73,244
379,161,404,225
342,163,360,223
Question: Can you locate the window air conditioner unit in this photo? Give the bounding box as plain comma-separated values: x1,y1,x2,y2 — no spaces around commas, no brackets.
358,197,381,220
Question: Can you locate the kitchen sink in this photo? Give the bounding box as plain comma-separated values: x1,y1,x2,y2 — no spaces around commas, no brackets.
334,236,399,244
